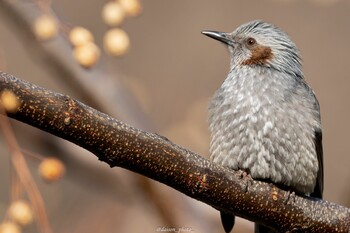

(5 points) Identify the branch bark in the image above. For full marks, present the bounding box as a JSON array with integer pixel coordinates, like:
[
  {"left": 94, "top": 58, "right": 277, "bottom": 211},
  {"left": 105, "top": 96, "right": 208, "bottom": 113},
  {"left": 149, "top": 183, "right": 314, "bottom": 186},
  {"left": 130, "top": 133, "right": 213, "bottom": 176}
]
[{"left": 0, "top": 71, "right": 349, "bottom": 232}]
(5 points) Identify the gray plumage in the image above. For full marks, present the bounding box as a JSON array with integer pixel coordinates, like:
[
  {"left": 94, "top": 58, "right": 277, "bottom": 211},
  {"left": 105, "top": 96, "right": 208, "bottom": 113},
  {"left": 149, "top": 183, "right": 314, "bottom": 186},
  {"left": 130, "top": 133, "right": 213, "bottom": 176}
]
[{"left": 202, "top": 20, "right": 323, "bottom": 233}]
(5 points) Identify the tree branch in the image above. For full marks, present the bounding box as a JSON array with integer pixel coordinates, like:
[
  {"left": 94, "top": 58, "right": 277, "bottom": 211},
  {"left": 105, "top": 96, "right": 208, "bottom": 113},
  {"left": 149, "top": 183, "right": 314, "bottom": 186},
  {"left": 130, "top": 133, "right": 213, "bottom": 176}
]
[{"left": 0, "top": 71, "right": 349, "bottom": 232}]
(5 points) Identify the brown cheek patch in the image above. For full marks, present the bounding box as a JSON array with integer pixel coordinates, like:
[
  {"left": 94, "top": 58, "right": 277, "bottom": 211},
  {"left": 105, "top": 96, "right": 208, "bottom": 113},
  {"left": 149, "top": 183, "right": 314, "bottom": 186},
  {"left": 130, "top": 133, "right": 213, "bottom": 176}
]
[{"left": 241, "top": 45, "right": 273, "bottom": 66}]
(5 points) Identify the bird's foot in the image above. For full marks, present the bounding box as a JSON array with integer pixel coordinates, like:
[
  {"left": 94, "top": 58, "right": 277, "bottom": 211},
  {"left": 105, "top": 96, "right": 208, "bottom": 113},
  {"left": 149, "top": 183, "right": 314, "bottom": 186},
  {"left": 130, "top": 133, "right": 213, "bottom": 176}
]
[
  {"left": 284, "top": 190, "right": 296, "bottom": 205},
  {"left": 237, "top": 170, "right": 253, "bottom": 193}
]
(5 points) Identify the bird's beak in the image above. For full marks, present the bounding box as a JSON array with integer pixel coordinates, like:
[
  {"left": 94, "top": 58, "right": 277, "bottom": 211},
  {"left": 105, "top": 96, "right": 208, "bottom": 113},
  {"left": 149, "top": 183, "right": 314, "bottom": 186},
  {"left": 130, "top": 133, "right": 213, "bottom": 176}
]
[{"left": 201, "top": 30, "right": 234, "bottom": 46}]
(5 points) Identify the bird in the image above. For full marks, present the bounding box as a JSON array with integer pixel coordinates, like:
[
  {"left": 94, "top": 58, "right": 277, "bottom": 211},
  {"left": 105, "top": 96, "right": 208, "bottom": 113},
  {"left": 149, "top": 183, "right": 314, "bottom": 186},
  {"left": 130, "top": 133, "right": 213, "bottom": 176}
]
[{"left": 202, "top": 20, "right": 323, "bottom": 233}]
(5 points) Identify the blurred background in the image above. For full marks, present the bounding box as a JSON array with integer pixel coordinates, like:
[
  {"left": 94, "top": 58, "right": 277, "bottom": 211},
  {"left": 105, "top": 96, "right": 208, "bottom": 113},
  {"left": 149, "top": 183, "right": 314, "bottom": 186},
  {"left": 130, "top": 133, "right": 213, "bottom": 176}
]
[{"left": 0, "top": 0, "right": 350, "bottom": 232}]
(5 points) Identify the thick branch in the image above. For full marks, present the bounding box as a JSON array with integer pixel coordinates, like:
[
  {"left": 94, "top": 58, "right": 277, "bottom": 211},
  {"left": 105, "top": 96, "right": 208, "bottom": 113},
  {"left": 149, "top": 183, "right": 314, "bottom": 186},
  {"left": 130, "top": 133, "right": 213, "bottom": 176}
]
[{"left": 0, "top": 71, "right": 349, "bottom": 232}]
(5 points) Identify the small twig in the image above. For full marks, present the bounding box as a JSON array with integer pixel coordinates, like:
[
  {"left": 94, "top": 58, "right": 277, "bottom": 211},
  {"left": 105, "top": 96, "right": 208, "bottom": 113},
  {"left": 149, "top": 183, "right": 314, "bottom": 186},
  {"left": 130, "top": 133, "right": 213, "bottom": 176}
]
[{"left": 21, "top": 149, "right": 46, "bottom": 161}]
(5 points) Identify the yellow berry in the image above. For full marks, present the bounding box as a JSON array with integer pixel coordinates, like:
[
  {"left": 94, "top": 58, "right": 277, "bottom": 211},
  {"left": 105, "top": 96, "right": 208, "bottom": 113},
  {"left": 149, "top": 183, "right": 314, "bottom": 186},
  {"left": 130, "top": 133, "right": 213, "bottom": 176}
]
[
  {"left": 102, "top": 1, "right": 125, "bottom": 26},
  {"left": 118, "top": 0, "right": 142, "bottom": 17},
  {"left": 103, "top": 28, "right": 130, "bottom": 56},
  {"left": 33, "top": 14, "right": 58, "bottom": 41},
  {"left": 38, "top": 157, "right": 65, "bottom": 182},
  {"left": 0, "top": 90, "right": 20, "bottom": 113},
  {"left": 0, "top": 222, "right": 21, "bottom": 233},
  {"left": 8, "top": 200, "right": 33, "bottom": 226},
  {"left": 73, "top": 42, "right": 100, "bottom": 68},
  {"left": 69, "top": 27, "right": 94, "bottom": 47}
]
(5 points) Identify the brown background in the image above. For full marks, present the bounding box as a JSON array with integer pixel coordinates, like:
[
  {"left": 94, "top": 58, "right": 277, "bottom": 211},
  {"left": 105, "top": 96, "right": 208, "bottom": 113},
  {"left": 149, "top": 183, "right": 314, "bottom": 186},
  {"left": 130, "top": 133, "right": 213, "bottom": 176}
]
[{"left": 0, "top": 0, "right": 349, "bottom": 232}]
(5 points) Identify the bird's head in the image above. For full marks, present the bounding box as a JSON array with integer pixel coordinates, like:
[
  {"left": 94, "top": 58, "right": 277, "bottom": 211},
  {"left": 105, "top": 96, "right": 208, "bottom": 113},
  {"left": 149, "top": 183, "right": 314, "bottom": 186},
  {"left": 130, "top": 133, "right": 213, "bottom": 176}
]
[{"left": 202, "top": 20, "right": 303, "bottom": 78}]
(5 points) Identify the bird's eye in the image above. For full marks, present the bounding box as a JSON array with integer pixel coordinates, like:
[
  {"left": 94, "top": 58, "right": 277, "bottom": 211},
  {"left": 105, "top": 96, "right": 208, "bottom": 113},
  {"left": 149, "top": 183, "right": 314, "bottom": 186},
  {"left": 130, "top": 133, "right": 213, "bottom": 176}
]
[{"left": 246, "top": 37, "right": 256, "bottom": 46}]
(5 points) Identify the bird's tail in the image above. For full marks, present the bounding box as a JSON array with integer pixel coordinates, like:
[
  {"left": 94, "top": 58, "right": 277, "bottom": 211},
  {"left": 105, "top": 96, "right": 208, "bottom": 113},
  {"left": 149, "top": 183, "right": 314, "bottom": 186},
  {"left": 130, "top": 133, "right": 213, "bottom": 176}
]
[{"left": 220, "top": 212, "right": 235, "bottom": 233}]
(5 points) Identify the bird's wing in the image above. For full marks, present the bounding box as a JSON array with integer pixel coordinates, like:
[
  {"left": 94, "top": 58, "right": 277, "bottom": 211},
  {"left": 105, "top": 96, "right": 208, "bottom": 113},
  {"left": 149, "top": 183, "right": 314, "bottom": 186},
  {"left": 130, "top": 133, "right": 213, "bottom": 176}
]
[
  {"left": 311, "top": 128, "right": 323, "bottom": 199},
  {"left": 310, "top": 93, "right": 323, "bottom": 199}
]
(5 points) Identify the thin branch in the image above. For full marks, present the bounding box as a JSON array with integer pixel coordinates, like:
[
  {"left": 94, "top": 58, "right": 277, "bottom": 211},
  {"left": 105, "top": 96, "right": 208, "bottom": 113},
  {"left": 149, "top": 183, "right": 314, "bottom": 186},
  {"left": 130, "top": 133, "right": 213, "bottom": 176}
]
[
  {"left": 0, "top": 71, "right": 349, "bottom": 232},
  {"left": 0, "top": 109, "right": 52, "bottom": 233}
]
